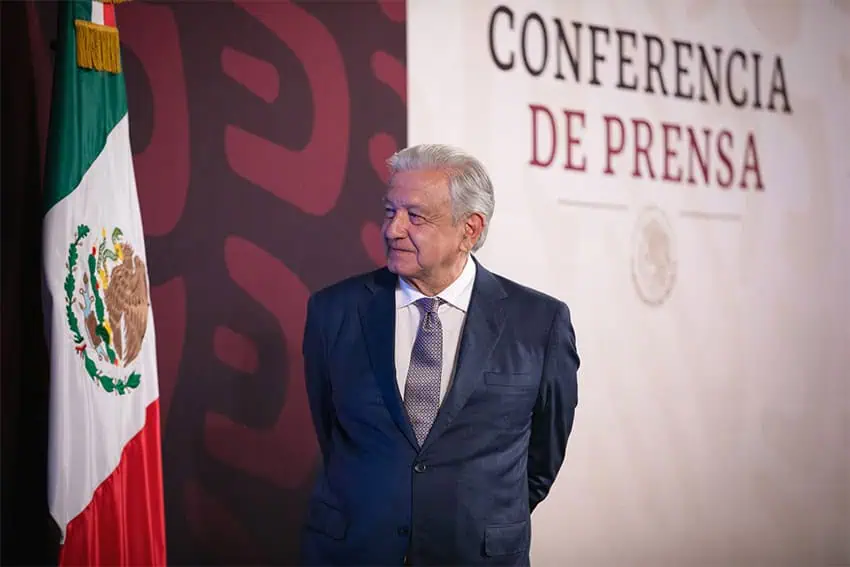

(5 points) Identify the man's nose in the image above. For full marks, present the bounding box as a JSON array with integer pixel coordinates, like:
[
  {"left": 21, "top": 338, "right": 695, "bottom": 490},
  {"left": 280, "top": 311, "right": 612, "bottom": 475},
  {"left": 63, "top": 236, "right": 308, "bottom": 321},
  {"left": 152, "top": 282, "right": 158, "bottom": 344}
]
[{"left": 384, "top": 213, "right": 407, "bottom": 238}]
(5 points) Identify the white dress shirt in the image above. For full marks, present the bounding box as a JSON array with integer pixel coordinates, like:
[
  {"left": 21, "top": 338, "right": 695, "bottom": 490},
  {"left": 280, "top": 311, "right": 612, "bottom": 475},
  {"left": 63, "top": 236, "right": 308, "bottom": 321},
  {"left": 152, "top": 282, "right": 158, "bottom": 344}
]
[{"left": 394, "top": 255, "right": 477, "bottom": 405}]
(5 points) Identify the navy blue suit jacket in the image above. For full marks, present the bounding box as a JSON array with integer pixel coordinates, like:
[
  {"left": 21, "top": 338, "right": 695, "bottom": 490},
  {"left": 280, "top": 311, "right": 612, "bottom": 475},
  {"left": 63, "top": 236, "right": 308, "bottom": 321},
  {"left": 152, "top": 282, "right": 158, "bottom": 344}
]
[{"left": 300, "top": 259, "right": 580, "bottom": 566}]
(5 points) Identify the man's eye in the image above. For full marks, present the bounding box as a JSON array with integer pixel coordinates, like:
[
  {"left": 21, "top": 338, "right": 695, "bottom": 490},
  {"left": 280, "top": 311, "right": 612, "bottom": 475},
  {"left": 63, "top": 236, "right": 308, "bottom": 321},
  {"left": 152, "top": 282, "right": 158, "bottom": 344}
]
[
  {"left": 409, "top": 213, "right": 422, "bottom": 222},
  {"left": 384, "top": 208, "right": 395, "bottom": 217}
]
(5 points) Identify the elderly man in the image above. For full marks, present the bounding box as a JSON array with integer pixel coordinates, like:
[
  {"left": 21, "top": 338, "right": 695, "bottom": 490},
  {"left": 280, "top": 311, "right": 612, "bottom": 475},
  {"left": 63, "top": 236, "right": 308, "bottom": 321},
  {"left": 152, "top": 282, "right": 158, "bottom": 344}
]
[{"left": 300, "top": 144, "right": 580, "bottom": 566}]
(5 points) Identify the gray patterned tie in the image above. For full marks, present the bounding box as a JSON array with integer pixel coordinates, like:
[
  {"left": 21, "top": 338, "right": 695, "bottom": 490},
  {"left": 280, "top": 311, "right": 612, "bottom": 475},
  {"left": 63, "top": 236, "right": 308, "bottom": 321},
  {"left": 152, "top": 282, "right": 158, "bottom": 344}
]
[{"left": 403, "top": 297, "right": 443, "bottom": 446}]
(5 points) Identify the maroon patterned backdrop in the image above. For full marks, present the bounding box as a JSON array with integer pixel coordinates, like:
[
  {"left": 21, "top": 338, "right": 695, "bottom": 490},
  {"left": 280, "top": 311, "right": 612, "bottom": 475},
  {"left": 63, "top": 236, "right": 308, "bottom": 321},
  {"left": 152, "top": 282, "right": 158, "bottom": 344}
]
[{"left": 1, "top": 1, "right": 406, "bottom": 564}]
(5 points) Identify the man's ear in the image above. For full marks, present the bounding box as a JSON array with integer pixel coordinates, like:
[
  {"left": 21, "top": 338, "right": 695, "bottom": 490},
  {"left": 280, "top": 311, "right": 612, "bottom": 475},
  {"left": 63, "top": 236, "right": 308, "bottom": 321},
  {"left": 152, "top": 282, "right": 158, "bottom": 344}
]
[{"left": 461, "top": 213, "right": 485, "bottom": 252}]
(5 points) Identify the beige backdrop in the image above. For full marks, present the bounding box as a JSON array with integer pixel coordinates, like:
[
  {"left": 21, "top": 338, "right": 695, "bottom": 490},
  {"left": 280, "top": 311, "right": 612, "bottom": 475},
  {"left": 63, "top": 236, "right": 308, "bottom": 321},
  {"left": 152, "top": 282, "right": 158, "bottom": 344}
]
[{"left": 407, "top": 0, "right": 850, "bottom": 564}]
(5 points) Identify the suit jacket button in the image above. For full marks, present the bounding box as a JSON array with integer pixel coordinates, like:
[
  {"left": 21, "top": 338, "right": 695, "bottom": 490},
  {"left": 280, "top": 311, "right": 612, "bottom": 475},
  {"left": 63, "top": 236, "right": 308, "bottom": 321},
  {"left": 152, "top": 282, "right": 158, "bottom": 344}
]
[
  {"left": 397, "top": 526, "right": 409, "bottom": 536},
  {"left": 413, "top": 462, "right": 427, "bottom": 473}
]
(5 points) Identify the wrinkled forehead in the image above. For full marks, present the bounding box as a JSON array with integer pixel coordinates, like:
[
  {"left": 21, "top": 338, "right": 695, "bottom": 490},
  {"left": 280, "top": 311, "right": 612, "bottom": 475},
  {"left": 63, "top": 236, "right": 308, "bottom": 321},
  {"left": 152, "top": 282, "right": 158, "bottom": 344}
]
[{"left": 385, "top": 169, "right": 452, "bottom": 207}]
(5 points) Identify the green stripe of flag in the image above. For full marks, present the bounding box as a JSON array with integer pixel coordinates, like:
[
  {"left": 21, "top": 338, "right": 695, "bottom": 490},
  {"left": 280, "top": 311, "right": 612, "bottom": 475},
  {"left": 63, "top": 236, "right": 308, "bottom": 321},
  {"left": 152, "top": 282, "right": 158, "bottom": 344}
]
[{"left": 43, "top": 0, "right": 128, "bottom": 213}]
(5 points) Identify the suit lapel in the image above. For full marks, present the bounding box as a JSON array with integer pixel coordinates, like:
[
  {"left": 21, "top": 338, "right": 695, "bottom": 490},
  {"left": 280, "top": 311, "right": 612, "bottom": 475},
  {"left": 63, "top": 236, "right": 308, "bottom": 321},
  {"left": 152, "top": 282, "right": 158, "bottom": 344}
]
[
  {"left": 360, "top": 269, "right": 419, "bottom": 450},
  {"left": 421, "top": 262, "right": 507, "bottom": 452}
]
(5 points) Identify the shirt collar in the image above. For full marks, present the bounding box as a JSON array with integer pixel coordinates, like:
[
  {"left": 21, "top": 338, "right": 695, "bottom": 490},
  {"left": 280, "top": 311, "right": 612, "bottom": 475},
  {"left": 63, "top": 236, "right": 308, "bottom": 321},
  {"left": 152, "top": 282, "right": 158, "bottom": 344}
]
[{"left": 396, "top": 255, "right": 477, "bottom": 313}]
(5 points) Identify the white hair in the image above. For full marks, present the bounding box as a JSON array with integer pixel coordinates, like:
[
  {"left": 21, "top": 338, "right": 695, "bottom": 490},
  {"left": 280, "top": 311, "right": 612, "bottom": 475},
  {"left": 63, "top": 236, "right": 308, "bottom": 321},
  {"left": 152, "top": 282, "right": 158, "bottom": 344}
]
[{"left": 386, "top": 144, "right": 495, "bottom": 251}]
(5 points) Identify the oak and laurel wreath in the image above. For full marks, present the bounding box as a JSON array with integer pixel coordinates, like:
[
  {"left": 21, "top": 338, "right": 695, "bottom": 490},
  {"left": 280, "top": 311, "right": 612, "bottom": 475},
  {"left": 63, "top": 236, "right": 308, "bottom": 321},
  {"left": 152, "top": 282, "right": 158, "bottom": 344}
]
[{"left": 65, "top": 224, "right": 141, "bottom": 395}]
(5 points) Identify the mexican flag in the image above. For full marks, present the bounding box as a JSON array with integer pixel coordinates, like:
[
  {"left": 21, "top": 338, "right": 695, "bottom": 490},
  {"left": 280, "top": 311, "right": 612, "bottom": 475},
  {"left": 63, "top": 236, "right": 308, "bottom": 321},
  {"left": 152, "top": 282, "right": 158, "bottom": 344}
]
[{"left": 42, "top": 1, "right": 166, "bottom": 564}]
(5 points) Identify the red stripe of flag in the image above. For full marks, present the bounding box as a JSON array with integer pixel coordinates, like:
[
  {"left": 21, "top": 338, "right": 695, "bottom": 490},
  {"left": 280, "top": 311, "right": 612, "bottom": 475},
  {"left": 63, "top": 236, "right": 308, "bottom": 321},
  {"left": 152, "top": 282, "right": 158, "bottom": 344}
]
[
  {"left": 103, "top": 3, "right": 116, "bottom": 27},
  {"left": 58, "top": 401, "right": 166, "bottom": 566}
]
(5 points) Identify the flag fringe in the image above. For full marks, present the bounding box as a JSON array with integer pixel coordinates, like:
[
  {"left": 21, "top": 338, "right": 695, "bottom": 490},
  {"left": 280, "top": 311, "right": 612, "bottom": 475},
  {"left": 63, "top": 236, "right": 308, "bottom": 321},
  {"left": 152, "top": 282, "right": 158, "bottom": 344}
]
[{"left": 74, "top": 20, "right": 121, "bottom": 75}]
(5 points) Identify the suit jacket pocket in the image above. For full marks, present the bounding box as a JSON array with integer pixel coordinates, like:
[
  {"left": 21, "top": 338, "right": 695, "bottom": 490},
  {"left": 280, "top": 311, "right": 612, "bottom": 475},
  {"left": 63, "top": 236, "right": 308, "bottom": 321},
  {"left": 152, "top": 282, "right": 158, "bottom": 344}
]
[
  {"left": 484, "top": 372, "right": 534, "bottom": 389},
  {"left": 306, "top": 500, "right": 348, "bottom": 540},
  {"left": 484, "top": 520, "right": 530, "bottom": 557}
]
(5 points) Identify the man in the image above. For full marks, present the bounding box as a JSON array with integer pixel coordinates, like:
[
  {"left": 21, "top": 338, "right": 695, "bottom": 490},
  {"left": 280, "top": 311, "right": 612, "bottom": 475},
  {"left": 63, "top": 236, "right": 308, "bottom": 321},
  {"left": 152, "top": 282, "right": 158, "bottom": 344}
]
[{"left": 301, "top": 144, "right": 580, "bottom": 566}]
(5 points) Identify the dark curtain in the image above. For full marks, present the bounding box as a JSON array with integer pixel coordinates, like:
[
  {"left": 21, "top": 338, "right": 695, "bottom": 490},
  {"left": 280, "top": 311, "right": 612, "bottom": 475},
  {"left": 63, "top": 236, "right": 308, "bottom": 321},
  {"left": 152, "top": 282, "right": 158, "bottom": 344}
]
[{"left": 1, "top": 0, "right": 61, "bottom": 564}]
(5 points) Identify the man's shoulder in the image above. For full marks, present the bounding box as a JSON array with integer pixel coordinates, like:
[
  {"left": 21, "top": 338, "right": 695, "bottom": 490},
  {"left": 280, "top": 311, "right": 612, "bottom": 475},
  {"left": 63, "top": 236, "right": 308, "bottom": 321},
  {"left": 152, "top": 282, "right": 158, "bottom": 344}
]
[
  {"left": 309, "top": 266, "right": 392, "bottom": 307},
  {"left": 479, "top": 265, "right": 571, "bottom": 326},
  {"left": 486, "top": 268, "right": 566, "bottom": 309},
  {"left": 481, "top": 267, "right": 576, "bottom": 347}
]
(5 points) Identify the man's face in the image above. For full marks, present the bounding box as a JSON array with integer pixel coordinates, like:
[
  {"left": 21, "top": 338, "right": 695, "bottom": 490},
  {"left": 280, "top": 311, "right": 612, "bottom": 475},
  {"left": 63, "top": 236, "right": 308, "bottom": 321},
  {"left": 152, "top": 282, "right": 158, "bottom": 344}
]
[{"left": 382, "top": 169, "right": 467, "bottom": 286}]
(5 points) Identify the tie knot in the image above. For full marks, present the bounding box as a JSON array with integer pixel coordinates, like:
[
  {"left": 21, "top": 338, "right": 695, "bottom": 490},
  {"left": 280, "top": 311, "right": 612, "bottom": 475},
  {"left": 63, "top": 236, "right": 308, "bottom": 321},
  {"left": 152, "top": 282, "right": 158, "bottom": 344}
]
[{"left": 415, "top": 297, "right": 442, "bottom": 315}]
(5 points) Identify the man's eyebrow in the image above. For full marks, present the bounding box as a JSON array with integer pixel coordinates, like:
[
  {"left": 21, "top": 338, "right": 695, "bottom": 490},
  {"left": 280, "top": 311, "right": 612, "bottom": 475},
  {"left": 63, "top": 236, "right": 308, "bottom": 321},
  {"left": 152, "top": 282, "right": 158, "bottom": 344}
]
[{"left": 383, "top": 198, "right": 426, "bottom": 212}]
